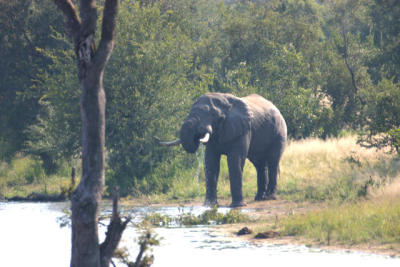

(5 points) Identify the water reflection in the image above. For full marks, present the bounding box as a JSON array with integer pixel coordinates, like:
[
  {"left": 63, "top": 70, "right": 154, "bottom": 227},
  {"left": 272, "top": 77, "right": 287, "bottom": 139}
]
[{"left": 0, "top": 202, "right": 398, "bottom": 267}]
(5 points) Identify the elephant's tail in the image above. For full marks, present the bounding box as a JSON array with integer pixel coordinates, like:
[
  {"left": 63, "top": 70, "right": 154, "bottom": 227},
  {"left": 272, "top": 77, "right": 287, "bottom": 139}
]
[{"left": 278, "top": 165, "right": 281, "bottom": 180}]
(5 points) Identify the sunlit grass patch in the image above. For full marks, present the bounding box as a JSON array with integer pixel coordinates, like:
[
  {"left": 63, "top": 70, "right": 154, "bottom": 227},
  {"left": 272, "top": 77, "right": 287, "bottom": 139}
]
[
  {"left": 213, "top": 136, "right": 400, "bottom": 203},
  {"left": 0, "top": 155, "right": 77, "bottom": 199},
  {"left": 4, "top": 136, "right": 399, "bottom": 204},
  {"left": 278, "top": 136, "right": 400, "bottom": 202},
  {"left": 281, "top": 196, "right": 400, "bottom": 246},
  {"left": 161, "top": 136, "right": 400, "bottom": 203},
  {"left": 144, "top": 206, "right": 250, "bottom": 227}
]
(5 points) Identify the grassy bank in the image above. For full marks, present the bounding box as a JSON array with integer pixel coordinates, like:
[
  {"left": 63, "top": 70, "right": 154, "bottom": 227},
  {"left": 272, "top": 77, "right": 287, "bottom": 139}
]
[
  {"left": 279, "top": 136, "right": 400, "bottom": 202},
  {"left": 281, "top": 195, "right": 400, "bottom": 247},
  {"left": 2, "top": 135, "right": 399, "bottom": 204},
  {"left": 157, "top": 135, "right": 400, "bottom": 204},
  {"left": 3, "top": 136, "right": 400, "bottom": 250},
  {"left": 0, "top": 155, "right": 76, "bottom": 199},
  {"left": 230, "top": 136, "right": 400, "bottom": 250},
  {"left": 276, "top": 154, "right": 400, "bottom": 248},
  {"left": 276, "top": 137, "right": 400, "bottom": 249}
]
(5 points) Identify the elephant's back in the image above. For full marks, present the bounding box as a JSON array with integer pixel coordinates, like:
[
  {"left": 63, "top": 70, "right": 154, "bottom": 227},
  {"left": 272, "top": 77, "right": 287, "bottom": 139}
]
[
  {"left": 241, "top": 94, "right": 276, "bottom": 111},
  {"left": 241, "top": 94, "right": 285, "bottom": 126},
  {"left": 242, "top": 94, "right": 287, "bottom": 150}
]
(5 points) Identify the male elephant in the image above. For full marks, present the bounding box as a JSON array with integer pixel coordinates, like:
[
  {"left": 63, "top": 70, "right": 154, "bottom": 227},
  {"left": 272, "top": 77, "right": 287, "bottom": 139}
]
[{"left": 159, "top": 93, "right": 287, "bottom": 207}]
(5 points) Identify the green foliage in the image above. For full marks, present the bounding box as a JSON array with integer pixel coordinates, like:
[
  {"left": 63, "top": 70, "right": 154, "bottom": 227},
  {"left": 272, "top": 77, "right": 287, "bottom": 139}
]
[
  {"left": 0, "top": 155, "right": 77, "bottom": 199},
  {"left": 144, "top": 206, "right": 250, "bottom": 227},
  {"left": 358, "top": 79, "right": 400, "bottom": 153},
  {"left": 24, "top": 32, "right": 80, "bottom": 174},
  {"left": 2, "top": 0, "right": 400, "bottom": 197},
  {"left": 104, "top": 1, "right": 209, "bottom": 195},
  {"left": 0, "top": 0, "right": 64, "bottom": 159},
  {"left": 0, "top": 156, "right": 44, "bottom": 189},
  {"left": 144, "top": 212, "right": 172, "bottom": 227},
  {"left": 114, "top": 225, "right": 160, "bottom": 267}
]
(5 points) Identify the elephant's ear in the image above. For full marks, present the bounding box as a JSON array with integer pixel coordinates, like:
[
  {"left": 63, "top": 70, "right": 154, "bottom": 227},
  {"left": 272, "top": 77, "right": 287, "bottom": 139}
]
[{"left": 219, "top": 96, "right": 252, "bottom": 143}]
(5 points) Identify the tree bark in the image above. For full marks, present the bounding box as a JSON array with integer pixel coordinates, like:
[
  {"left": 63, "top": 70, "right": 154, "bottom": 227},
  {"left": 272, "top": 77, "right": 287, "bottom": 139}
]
[
  {"left": 340, "top": 19, "right": 366, "bottom": 108},
  {"left": 52, "top": 1, "right": 128, "bottom": 266},
  {"left": 340, "top": 22, "right": 359, "bottom": 97}
]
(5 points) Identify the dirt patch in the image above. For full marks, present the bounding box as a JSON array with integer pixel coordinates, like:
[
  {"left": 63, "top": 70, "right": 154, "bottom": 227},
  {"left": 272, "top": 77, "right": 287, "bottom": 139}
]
[
  {"left": 254, "top": 230, "right": 280, "bottom": 239},
  {"left": 212, "top": 199, "right": 400, "bottom": 258}
]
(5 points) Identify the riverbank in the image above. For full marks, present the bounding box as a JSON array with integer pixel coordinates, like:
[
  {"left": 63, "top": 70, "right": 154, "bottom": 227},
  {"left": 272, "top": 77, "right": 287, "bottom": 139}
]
[
  {"left": 2, "top": 136, "right": 400, "bottom": 257},
  {"left": 3, "top": 136, "right": 399, "bottom": 203},
  {"left": 2, "top": 194, "right": 399, "bottom": 257},
  {"left": 117, "top": 193, "right": 400, "bottom": 257},
  {"left": 211, "top": 197, "right": 400, "bottom": 258}
]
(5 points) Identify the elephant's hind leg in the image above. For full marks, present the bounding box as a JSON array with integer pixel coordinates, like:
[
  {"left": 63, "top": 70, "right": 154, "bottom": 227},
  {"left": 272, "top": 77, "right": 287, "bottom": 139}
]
[
  {"left": 265, "top": 143, "right": 284, "bottom": 199},
  {"left": 265, "top": 161, "right": 278, "bottom": 200},
  {"left": 254, "top": 163, "right": 269, "bottom": 201}
]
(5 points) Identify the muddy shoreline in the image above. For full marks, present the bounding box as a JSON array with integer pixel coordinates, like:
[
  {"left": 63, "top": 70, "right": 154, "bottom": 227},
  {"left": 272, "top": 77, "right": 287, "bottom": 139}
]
[
  {"left": 118, "top": 197, "right": 400, "bottom": 257},
  {"left": 212, "top": 199, "right": 400, "bottom": 258},
  {"left": 3, "top": 195, "right": 399, "bottom": 257},
  {"left": 137, "top": 198, "right": 400, "bottom": 258}
]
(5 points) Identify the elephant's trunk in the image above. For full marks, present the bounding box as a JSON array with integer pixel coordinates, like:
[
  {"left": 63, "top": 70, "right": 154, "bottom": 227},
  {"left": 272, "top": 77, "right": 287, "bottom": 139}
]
[
  {"left": 180, "top": 120, "right": 200, "bottom": 153},
  {"left": 156, "top": 121, "right": 211, "bottom": 151},
  {"left": 180, "top": 118, "right": 213, "bottom": 153}
]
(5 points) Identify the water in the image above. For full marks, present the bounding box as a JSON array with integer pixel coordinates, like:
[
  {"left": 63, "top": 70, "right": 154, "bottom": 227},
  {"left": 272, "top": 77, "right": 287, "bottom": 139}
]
[{"left": 0, "top": 202, "right": 399, "bottom": 267}]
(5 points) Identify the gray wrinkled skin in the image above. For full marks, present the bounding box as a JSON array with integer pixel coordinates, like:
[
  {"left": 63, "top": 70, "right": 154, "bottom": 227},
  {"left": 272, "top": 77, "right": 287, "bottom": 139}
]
[{"left": 180, "top": 93, "right": 287, "bottom": 207}]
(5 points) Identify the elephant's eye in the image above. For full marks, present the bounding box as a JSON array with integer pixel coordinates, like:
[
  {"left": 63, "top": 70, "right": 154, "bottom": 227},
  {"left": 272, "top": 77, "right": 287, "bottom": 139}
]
[
  {"left": 201, "top": 105, "right": 210, "bottom": 112},
  {"left": 191, "top": 105, "right": 210, "bottom": 115}
]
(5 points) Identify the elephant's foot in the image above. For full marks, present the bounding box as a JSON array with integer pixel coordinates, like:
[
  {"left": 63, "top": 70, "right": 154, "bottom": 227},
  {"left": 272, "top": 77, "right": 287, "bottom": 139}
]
[
  {"left": 204, "top": 199, "right": 218, "bottom": 207},
  {"left": 254, "top": 192, "right": 277, "bottom": 201},
  {"left": 230, "top": 200, "right": 246, "bottom": 208},
  {"left": 254, "top": 192, "right": 266, "bottom": 201},
  {"left": 265, "top": 193, "right": 277, "bottom": 200}
]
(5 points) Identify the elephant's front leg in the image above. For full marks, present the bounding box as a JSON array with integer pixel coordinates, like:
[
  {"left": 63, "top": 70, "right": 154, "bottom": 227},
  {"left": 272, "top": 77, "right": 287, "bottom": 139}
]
[
  {"left": 204, "top": 146, "right": 221, "bottom": 207},
  {"left": 227, "top": 149, "right": 247, "bottom": 207}
]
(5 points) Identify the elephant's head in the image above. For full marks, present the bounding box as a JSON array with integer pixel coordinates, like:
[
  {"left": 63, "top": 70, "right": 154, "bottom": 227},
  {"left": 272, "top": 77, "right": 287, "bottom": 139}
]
[{"left": 178, "top": 93, "right": 252, "bottom": 153}]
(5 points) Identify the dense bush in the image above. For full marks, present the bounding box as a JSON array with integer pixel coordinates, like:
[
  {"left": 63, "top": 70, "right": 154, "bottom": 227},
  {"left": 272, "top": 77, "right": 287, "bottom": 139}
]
[{"left": 1, "top": 0, "right": 399, "bottom": 196}]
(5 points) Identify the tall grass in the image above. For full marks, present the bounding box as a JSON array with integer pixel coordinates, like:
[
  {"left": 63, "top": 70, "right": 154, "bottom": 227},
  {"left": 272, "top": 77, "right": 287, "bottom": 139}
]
[
  {"left": 3, "top": 136, "right": 398, "bottom": 203},
  {"left": 0, "top": 155, "right": 77, "bottom": 198},
  {"left": 279, "top": 136, "right": 400, "bottom": 202},
  {"left": 282, "top": 196, "right": 400, "bottom": 246},
  {"left": 166, "top": 136, "right": 400, "bottom": 203},
  {"left": 247, "top": 136, "right": 400, "bottom": 247}
]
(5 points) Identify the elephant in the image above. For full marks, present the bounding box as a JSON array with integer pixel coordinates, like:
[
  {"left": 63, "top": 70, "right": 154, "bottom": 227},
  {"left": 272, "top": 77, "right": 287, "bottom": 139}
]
[{"left": 159, "top": 93, "right": 287, "bottom": 207}]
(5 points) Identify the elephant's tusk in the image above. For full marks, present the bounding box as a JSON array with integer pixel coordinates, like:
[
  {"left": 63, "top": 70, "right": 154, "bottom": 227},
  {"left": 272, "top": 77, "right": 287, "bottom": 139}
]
[
  {"left": 199, "top": 132, "right": 210, "bottom": 143},
  {"left": 154, "top": 136, "right": 182, "bottom": 146}
]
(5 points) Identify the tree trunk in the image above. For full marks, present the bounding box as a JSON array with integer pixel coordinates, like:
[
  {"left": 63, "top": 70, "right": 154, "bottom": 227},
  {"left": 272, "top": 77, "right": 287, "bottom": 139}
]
[
  {"left": 71, "top": 66, "right": 106, "bottom": 266},
  {"left": 52, "top": 1, "right": 129, "bottom": 266}
]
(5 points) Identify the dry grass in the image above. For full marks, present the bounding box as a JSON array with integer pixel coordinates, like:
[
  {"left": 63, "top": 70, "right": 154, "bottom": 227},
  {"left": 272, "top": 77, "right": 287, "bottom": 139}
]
[
  {"left": 257, "top": 136, "right": 400, "bottom": 248},
  {"left": 163, "top": 136, "right": 400, "bottom": 203},
  {"left": 278, "top": 136, "right": 400, "bottom": 202}
]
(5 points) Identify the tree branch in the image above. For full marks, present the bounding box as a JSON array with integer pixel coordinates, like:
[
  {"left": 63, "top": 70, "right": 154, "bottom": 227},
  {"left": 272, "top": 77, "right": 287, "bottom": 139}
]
[
  {"left": 341, "top": 24, "right": 359, "bottom": 96},
  {"left": 101, "top": 0, "right": 119, "bottom": 42},
  {"left": 79, "top": 0, "right": 97, "bottom": 38},
  {"left": 52, "top": 0, "right": 81, "bottom": 43},
  {"left": 340, "top": 20, "right": 366, "bottom": 106},
  {"left": 95, "top": 0, "right": 118, "bottom": 69},
  {"left": 99, "top": 187, "right": 131, "bottom": 267}
]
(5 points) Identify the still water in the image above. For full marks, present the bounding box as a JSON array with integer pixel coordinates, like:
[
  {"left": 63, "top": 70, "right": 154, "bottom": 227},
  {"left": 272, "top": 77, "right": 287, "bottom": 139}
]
[{"left": 0, "top": 202, "right": 399, "bottom": 267}]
